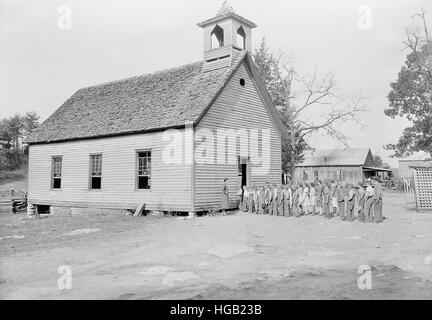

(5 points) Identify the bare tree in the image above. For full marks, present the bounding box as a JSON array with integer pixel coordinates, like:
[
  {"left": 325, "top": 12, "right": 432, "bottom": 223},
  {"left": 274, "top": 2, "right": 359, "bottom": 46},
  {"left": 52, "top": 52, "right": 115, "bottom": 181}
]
[
  {"left": 255, "top": 44, "right": 367, "bottom": 176},
  {"left": 403, "top": 8, "right": 432, "bottom": 79},
  {"left": 290, "top": 68, "right": 366, "bottom": 144}
]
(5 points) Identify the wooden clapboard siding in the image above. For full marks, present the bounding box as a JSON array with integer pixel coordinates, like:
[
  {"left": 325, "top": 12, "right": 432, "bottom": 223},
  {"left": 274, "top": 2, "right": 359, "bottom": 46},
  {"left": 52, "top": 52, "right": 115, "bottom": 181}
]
[
  {"left": 28, "top": 131, "right": 193, "bottom": 211},
  {"left": 204, "top": 46, "right": 232, "bottom": 61},
  {"left": 203, "top": 57, "right": 231, "bottom": 72},
  {"left": 194, "top": 62, "right": 282, "bottom": 210}
]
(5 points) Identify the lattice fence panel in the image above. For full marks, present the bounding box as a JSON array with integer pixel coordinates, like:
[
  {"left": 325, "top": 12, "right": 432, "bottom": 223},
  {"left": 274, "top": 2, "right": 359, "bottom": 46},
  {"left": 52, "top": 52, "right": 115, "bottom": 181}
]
[
  {"left": 413, "top": 168, "right": 432, "bottom": 210},
  {"left": 403, "top": 178, "right": 417, "bottom": 211}
]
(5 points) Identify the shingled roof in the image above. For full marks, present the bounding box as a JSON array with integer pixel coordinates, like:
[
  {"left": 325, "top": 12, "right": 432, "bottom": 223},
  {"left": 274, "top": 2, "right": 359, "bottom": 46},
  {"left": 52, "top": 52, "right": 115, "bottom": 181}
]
[
  {"left": 298, "top": 148, "right": 373, "bottom": 167},
  {"left": 26, "top": 52, "right": 248, "bottom": 144}
]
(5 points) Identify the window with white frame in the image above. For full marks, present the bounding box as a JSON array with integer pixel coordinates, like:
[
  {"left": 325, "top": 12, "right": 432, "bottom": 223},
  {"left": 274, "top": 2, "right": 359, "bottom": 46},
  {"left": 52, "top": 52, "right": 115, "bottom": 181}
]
[
  {"left": 90, "top": 154, "right": 102, "bottom": 190},
  {"left": 137, "top": 151, "right": 151, "bottom": 189},
  {"left": 51, "top": 156, "right": 62, "bottom": 189}
]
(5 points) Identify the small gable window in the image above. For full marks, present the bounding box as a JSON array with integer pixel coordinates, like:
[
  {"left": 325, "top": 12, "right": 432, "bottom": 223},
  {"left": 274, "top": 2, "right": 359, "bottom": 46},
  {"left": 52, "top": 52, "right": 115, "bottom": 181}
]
[
  {"left": 90, "top": 154, "right": 102, "bottom": 190},
  {"left": 51, "top": 156, "right": 62, "bottom": 189},
  {"left": 211, "top": 25, "right": 224, "bottom": 49},
  {"left": 237, "top": 26, "right": 246, "bottom": 50}
]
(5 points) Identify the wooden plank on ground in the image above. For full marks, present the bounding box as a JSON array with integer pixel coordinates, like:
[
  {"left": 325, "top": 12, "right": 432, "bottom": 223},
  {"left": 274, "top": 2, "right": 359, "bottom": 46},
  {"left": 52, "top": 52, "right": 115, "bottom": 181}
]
[{"left": 133, "top": 202, "right": 146, "bottom": 217}]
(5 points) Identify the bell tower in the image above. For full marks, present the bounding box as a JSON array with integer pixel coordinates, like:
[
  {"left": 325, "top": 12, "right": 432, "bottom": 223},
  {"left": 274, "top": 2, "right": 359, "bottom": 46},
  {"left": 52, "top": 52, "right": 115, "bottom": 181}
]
[{"left": 197, "top": 1, "right": 257, "bottom": 72}]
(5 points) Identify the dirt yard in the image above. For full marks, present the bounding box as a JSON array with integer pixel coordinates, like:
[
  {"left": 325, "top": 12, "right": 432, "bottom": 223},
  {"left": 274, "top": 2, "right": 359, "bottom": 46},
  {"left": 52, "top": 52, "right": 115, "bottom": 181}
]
[{"left": 1, "top": 192, "right": 432, "bottom": 300}]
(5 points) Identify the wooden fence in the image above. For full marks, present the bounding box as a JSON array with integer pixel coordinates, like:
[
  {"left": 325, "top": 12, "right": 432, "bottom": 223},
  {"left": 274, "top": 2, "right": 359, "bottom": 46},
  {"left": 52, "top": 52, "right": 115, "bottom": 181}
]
[{"left": 0, "top": 197, "right": 27, "bottom": 214}]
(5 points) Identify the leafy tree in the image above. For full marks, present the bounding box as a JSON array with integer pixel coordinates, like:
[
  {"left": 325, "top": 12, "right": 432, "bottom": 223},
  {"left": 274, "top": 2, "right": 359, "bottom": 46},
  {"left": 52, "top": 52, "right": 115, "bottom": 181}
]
[
  {"left": 7, "top": 114, "right": 25, "bottom": 151},
  {"left": 382, "top": 163, "right": 391, "bottom": 169},
  {"left": 385, "top": 9, "right": 432, "bottom": 158},
  {"left": 373, "top": 155, "right": 384, "bottom": 167},
  {"left": 23, "top": 111, "right": 40, "bottom": 135},
  {"left": 0, "top": 111, "right": 40, "bottom": 170},
  {"left": 0, "top": 119, "right": 12, "bottom": 149}
]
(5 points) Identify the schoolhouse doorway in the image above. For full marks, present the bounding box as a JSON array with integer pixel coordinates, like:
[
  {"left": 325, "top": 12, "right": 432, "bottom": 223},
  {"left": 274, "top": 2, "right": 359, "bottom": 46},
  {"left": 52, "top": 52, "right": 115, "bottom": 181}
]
[
  {"left": 238, "top": 156, "right": 249, "bottom": 188},
  {"left": 241, "top": 164, "right": 247, "bottom": 187}
]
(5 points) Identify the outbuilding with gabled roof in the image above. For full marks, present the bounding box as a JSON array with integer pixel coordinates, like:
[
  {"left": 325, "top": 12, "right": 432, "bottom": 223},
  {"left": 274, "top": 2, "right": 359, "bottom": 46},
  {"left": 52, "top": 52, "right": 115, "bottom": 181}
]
[{"left": 295, "top": 148, "right": 392, "bottom": 183}]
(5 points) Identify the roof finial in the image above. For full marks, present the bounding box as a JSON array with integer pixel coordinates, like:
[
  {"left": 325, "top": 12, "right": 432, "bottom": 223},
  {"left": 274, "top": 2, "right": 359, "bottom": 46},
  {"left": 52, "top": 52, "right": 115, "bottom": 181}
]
[{"left": 217, "top": 0, "right": 235, "bottom": 16}]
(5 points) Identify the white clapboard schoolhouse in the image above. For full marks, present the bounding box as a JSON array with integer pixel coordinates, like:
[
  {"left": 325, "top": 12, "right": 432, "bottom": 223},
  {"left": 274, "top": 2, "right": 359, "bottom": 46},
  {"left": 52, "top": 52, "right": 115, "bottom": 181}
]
[{"left": 26, "top": 3, "right": 285, "bottom": 215}]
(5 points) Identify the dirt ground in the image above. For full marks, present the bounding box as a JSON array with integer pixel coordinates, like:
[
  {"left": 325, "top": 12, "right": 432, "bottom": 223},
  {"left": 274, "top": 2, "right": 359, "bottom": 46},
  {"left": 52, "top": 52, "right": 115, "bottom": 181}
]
[{"left": 0, "top": 191, "right": 432, "bottom": 300}]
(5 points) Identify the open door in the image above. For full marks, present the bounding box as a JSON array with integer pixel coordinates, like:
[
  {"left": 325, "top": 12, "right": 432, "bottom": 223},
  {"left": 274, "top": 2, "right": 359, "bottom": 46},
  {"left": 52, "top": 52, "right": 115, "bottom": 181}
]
[
  {"left": 241, "top": 163, "right": 247, "bottom": 188},
  {"left": 238, "top": 156, "right": 249, "bottom": 189}
]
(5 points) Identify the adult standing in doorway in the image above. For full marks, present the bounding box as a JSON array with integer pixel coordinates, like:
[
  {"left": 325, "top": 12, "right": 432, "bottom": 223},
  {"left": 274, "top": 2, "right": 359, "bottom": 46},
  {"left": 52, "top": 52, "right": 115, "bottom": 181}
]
[{"left": 221, "top": 178, "right": 229, "bottom": 214}]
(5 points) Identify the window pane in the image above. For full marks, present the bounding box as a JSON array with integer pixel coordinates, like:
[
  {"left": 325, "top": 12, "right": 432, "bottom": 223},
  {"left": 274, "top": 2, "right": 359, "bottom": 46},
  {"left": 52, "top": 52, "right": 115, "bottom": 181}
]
[
  {"left": 89, "top": 155, "right": 102, "bottom": 189},
  {"left": 53, "top": 178, "right": 61, "bottom": 189},
  {"left": 137, "top": 152, "right": 151, "bottom": 174},
  {"left": 91, "top": 155, "right": 102, "bottom": 176},
  {"left": 138, "top": 176, "right": 150, "bottom": 189},
  {"left": 137, "top": 151, "right": 151, "bottom": 189},
  {"left": 53, "top": 157, "right": 62, "bottom": 177},
  {"left": 52, "top": 157, "right": 62, "bottom": 188},
  {"left": 91, "top": 177, "right": 101, "bottom": 190}
]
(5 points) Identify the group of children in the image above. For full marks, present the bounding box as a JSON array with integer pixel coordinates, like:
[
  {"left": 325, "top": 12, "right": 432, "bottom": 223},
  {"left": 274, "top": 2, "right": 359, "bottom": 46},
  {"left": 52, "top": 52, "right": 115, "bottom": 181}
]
[{"left": 236, "top": 177, "right": 384, "bottom": 223}]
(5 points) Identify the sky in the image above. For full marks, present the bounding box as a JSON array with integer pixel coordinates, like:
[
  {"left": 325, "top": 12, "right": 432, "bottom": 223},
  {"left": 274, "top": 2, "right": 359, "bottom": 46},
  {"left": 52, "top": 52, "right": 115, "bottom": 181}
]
[{"left": 1, "top": 0, "right": 431, "bottom": 167}]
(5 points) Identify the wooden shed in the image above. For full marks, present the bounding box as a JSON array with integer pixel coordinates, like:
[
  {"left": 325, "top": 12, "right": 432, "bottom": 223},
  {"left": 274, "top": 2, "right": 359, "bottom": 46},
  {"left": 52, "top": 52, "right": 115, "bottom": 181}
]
[
  {"left": 398, "top": 159, "right": 432, "bottom": 180},
  {"left": 294, "top": 148, "right": 392, "bottom": 184},
  {"left": 25, "top": 5, "right": 285, "bottom": 215}
]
